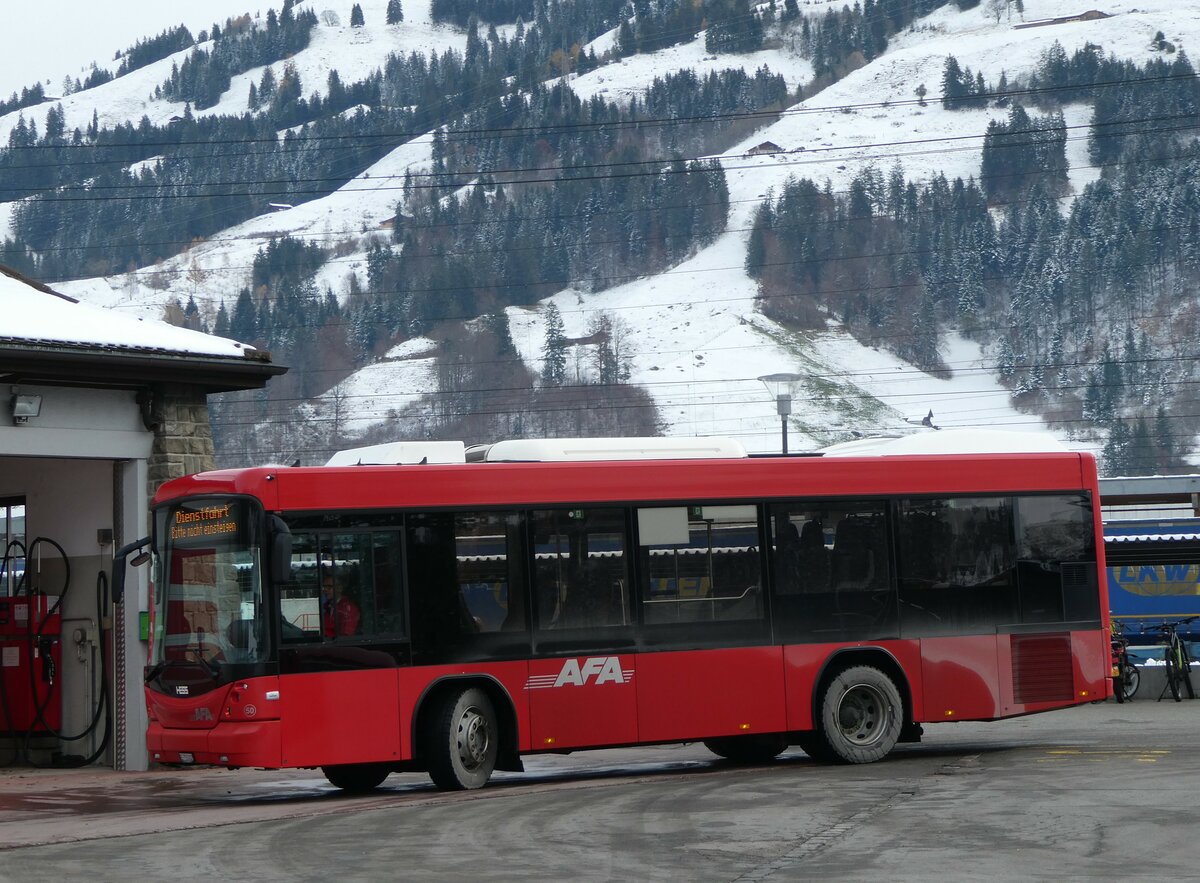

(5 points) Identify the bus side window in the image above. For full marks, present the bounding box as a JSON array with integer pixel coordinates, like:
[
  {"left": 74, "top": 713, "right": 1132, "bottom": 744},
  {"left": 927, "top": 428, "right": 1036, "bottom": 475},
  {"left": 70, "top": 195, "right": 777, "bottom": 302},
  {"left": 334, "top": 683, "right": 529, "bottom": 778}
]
[
  {"left": 407, "top": 515, "right": 464, "bottom": 655},
  {"left": 769, "top": 501, "right": 895, "bottom": 641},
  {"left": 770, "top": 506, "right": 838, "bottom": 600},
  {"left": 638, "top": 505, "right": 762, "bottom": 625},
  {"left": 371, "top": 531, "right": 405, "bottom": 636},
  {"left": 409, "top": 511, "right": 533, "bottom": 663},
  {"left": 280, "top": 531, "right": 323, "bottom": 641},
  {"left": 531, "top": 509, "right": 629, "bottom": 631},
  {"left": 454, "top": 512, "right": 524, "bottom": 634},
  {"left": 330, "top": 533, "right": 376, "bottom": 638},
  {"left": 1015, "top": 494, "right": 1097, "bottom": 624},
  {"left": 897, "top": 497, "right": 1017, "bottom": 635}
]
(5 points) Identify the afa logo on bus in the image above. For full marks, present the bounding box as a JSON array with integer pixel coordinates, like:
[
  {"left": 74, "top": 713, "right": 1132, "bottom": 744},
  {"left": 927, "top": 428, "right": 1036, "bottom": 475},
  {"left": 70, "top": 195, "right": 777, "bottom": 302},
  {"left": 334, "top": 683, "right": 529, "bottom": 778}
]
[{"left": 525, "top": 657, "right": 634, "bottom": 690}]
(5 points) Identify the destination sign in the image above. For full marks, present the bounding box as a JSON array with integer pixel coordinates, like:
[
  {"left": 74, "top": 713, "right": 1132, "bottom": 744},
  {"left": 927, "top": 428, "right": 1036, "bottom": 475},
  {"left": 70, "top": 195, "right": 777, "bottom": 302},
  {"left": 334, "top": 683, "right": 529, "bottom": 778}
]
[{"left": 169, "top": 502, "right": 244, "bottom": 545}]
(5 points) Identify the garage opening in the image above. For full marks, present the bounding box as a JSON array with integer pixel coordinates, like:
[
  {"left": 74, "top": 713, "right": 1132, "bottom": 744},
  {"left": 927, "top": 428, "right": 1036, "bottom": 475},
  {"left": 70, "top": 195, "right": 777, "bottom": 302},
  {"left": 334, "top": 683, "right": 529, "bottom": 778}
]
[{"left": 0, "top": 458, "right": 133, "bottom": 769}]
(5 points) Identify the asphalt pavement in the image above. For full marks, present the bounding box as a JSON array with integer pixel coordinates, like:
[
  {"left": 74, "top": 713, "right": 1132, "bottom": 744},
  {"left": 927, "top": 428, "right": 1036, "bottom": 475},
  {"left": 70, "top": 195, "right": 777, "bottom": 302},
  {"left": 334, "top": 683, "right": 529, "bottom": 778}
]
[{"left": 0, "top": 696, "right": 1196, "bottom": 881}]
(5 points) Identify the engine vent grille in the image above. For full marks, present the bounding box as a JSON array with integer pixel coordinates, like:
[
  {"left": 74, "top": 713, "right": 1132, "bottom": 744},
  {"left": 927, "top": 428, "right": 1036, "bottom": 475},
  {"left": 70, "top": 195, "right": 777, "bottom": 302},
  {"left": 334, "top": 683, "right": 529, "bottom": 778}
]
[{"left": 1011, "top": 633, "right": 1073, "bottom": 704}]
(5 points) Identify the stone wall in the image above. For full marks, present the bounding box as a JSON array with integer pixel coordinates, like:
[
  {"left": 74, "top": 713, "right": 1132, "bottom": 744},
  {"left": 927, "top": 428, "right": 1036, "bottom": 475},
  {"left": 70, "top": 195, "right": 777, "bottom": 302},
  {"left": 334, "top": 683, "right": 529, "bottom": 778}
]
[{"left": 147, "top": 386, "right": 215, "bottom": 493}]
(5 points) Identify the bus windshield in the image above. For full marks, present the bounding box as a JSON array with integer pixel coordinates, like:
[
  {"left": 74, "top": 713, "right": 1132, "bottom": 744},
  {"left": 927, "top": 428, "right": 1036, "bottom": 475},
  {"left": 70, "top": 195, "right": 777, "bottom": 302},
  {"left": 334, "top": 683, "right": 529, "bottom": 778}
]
[{"left": 152, "top": 498, "right": 268, "bottom": 675}]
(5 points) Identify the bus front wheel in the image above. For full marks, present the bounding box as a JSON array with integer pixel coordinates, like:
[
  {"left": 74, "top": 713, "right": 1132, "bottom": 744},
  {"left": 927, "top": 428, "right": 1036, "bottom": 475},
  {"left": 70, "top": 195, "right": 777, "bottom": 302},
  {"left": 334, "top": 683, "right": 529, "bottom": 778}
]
[
  {"left": 815, "top": 665, "right": 903, "bottom": 764},
  {"left": 424, "top": 686, "right": 499, "bottom": 791}
]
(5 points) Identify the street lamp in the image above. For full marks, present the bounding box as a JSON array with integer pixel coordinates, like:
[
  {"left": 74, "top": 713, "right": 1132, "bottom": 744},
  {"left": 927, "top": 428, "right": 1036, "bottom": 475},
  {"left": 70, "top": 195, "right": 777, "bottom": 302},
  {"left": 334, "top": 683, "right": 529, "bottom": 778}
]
[{"left": 758, "top": 373, "right": 802, "bottom": 454}]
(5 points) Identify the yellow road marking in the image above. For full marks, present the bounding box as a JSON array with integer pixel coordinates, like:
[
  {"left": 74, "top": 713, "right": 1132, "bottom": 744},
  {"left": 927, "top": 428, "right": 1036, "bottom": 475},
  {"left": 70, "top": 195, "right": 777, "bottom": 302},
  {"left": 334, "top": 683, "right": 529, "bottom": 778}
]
[{"left": 1037, "top": 748, "right": 1169, "bottom": 763}]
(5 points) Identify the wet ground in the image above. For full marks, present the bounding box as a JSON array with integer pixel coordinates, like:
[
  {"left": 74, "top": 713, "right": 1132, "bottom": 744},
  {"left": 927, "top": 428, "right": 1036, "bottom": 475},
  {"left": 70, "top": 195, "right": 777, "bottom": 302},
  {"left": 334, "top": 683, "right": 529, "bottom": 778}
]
[{"left": 0, "top": 697, "right": 1197, "bottom": 880}]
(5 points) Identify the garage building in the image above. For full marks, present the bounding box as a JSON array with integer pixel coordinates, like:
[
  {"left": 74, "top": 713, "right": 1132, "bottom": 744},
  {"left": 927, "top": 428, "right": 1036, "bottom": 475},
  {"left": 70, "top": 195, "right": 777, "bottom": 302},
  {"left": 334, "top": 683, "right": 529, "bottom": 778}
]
[{"left": 1, "top": 264, "right": 283, "bottom": 770}]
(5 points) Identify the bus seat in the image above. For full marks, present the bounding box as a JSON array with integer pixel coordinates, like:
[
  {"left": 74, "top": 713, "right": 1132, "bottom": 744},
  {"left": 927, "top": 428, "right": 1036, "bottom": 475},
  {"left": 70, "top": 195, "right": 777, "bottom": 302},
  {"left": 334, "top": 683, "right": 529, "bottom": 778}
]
[
  {"left": 797, "top": 519, "right": 830, "bottom": 592},
  {"left": 832, "top": 517, "right": 875, "bottom": 590}
]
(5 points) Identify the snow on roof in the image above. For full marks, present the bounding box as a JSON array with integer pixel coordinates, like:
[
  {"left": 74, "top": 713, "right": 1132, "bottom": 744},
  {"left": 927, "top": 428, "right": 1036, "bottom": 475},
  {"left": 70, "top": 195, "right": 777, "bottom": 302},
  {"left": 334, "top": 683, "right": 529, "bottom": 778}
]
[{"left": 1, "top": 265, "right": 252, "bottom": 358}]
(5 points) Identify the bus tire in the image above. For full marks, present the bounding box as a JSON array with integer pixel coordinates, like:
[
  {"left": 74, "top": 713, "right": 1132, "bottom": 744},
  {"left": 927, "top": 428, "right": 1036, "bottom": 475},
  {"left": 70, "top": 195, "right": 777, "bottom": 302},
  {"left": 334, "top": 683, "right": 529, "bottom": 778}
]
[
  {"left": 424, "top": 686, "right": 498, "bottom": 791},
  {"left": 704, "top": 734, "right": 787, "bottom": 763},
  {"left": 322, "top": 763, "right": 390, "bottom": 793},
  {"left": 796, "top": 732, "right": 838, "bottom": 763},
  {"left": 815, "top": 665, "right": 903, "bottom": 764}
]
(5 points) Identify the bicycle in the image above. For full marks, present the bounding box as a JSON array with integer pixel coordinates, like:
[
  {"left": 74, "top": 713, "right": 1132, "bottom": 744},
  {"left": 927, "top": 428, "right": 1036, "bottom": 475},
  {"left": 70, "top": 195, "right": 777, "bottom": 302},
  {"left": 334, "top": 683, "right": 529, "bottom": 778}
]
[
  {"left": 1157, "top": 617, "right": 1198, "bottom": 703},
  {"left": 1111, "top": 629, "right": 1139, "bottom": 702}
]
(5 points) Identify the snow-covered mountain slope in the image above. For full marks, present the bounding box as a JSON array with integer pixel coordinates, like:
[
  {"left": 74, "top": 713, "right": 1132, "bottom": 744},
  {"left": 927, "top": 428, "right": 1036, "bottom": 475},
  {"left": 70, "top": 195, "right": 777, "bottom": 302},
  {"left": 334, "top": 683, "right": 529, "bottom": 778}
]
[
  {"left": 198, "top": 0, "right": 472, "bottom": 120},
  {"left": 10, "top": 0, "right": 1199, "bottom": 457},
  {"left": 0, "top": 0, "right": 470, "bottom": 141}
]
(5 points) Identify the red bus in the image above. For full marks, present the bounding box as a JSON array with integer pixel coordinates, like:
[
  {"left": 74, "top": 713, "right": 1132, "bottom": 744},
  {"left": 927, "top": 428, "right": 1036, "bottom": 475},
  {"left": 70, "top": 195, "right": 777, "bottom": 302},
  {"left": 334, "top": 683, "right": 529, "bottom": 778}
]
[{"left": 136, "top": 438, "right": 1110, "bottom": 792}]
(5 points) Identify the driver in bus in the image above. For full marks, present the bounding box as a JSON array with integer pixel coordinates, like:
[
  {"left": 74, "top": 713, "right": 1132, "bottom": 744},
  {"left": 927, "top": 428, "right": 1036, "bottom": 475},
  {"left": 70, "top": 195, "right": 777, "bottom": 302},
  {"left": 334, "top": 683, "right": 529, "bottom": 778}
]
[{"left": 322, "top": 572, "right": 361, "bottom": 638}]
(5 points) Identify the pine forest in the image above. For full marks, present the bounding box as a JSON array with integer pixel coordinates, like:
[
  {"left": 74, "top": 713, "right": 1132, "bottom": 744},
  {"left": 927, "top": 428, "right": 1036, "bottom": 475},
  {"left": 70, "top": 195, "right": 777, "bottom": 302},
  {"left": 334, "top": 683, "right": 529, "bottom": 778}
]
[{"left": 1, "top": 0, "right": 1197, "bottom": 474}]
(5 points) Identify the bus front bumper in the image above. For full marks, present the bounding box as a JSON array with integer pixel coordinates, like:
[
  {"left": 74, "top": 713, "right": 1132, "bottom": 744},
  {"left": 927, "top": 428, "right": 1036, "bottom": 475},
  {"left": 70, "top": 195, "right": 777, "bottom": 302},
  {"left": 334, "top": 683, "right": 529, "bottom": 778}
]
[{"left": 148, "top": 720, "right": 283, "bottom": 768}]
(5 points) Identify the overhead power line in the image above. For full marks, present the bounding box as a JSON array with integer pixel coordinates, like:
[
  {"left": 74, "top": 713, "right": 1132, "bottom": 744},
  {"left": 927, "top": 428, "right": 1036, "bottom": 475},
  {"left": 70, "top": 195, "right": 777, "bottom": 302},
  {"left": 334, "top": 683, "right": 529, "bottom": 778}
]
[
  {"left": 26, "top": 139, "right": 1200, "bottom": 260},
  {"left": 6, "top": 108, "right": 1198, "bottom": 201},
  {"left": 3, "top": 70, "right": 1196, "bottom": 156}
]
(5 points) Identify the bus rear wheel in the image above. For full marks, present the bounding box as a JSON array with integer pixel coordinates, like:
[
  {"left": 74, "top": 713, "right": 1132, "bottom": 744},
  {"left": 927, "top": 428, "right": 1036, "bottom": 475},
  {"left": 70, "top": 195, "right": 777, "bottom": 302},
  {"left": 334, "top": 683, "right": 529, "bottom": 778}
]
[
  {"left": 322, "top": 762, "right": 391, "bottom": 793},
  {"left": 704, "top": 734, "right": 787, "bottom": 763},
  {"left": 814, "top": 665, "right": 903, "bottom": 764},
  {"left": 424, "top": 686, "right": 498, "bottom": 791}
]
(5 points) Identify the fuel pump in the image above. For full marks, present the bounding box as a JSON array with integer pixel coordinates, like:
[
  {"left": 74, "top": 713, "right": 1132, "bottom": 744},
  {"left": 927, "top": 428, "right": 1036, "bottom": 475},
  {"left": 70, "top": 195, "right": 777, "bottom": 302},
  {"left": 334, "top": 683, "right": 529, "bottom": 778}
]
[
  {"left": 0, "top": 533, "right": 122, "bottom": 766},
  {"left": 0, "top": 593, "right": 62, "bottom": 733}
]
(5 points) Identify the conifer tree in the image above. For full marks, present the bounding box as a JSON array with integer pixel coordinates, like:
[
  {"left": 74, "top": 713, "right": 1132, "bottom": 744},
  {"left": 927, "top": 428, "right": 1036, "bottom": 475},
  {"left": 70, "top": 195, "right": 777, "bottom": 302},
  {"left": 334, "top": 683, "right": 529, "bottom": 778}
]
[
  {"left": 387, "top": 0, "right": 404, "bottom": 24},
  {"left": 230, "top": 288, "right": 257, "bottom": 342},
  {"left": 1102, "top": 420, "right": 1131, "bottom": 475},
  {"left": 258, "top": 66, "right": 276, "bottom": 102},
  {"left": 941, "top": 56, "right": 968, "bottom": 109},
  {"left": 350, "top": 3, "right": 365, "bottom": 26},
  {"left": 1155, "top": 405, "right": 1173, "bottom": 464},
  {"left": 214, "top": 301, "right": 230, "bottom": 337},
  {"left": 616, "top": 19, "right": 636, "bottom": 56},
  {"left": 541, "top": 303, "right": 567, "bottom": 386},
  {"left": 483, "top": 312, "right": 515, "bottom": 356}
]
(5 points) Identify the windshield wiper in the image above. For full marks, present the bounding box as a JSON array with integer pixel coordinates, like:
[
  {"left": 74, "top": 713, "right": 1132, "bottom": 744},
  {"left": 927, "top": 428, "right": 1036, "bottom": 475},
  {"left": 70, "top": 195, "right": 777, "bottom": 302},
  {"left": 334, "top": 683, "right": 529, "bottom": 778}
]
[
  {"left": 144, "top": 650, "right": 218, "bottom": 682},
  {"left": 185, "top": 646, "right": 220, "bottom": 678}
]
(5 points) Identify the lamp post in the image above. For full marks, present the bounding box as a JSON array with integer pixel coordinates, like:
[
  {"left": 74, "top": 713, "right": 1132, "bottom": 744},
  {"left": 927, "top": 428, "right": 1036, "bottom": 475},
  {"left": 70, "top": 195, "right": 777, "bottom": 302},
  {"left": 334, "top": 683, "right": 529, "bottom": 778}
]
[{"left": 758, "top": 373, "right": 802, "bottom": 455}]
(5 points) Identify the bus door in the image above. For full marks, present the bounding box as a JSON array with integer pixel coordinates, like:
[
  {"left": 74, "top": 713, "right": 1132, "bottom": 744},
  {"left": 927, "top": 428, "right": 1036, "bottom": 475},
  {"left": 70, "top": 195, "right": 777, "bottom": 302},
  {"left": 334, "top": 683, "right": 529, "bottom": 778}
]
[
  {"left": 896, "top": 497, "right": 1013, "bottom": 719},
  {"left": 526, "top": 508, "right": 638, "bottom": 749},
  {"left": 277, "top": 530, "right": 406, "bottom": 767},
  {"left": 634, "top": 505, "right": 783, "bottom": 742}
]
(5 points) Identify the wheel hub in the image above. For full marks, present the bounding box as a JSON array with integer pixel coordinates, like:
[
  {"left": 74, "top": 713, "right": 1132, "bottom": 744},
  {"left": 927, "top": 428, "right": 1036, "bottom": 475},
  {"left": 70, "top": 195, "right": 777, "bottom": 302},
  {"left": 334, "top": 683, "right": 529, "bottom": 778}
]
[
  {"left": 456, "top": 706, "right": 491, "bottom": 770},
  {"left": 837, "top": 683, "right": 891, "bottom": 747}
]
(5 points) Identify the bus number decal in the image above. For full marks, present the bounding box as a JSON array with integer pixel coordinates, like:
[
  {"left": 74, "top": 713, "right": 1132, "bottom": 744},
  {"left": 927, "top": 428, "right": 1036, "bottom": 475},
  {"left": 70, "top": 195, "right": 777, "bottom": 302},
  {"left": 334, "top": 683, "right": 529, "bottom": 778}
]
[{"left": 525, "top": 657, "right": 633, "bottom": 690}]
